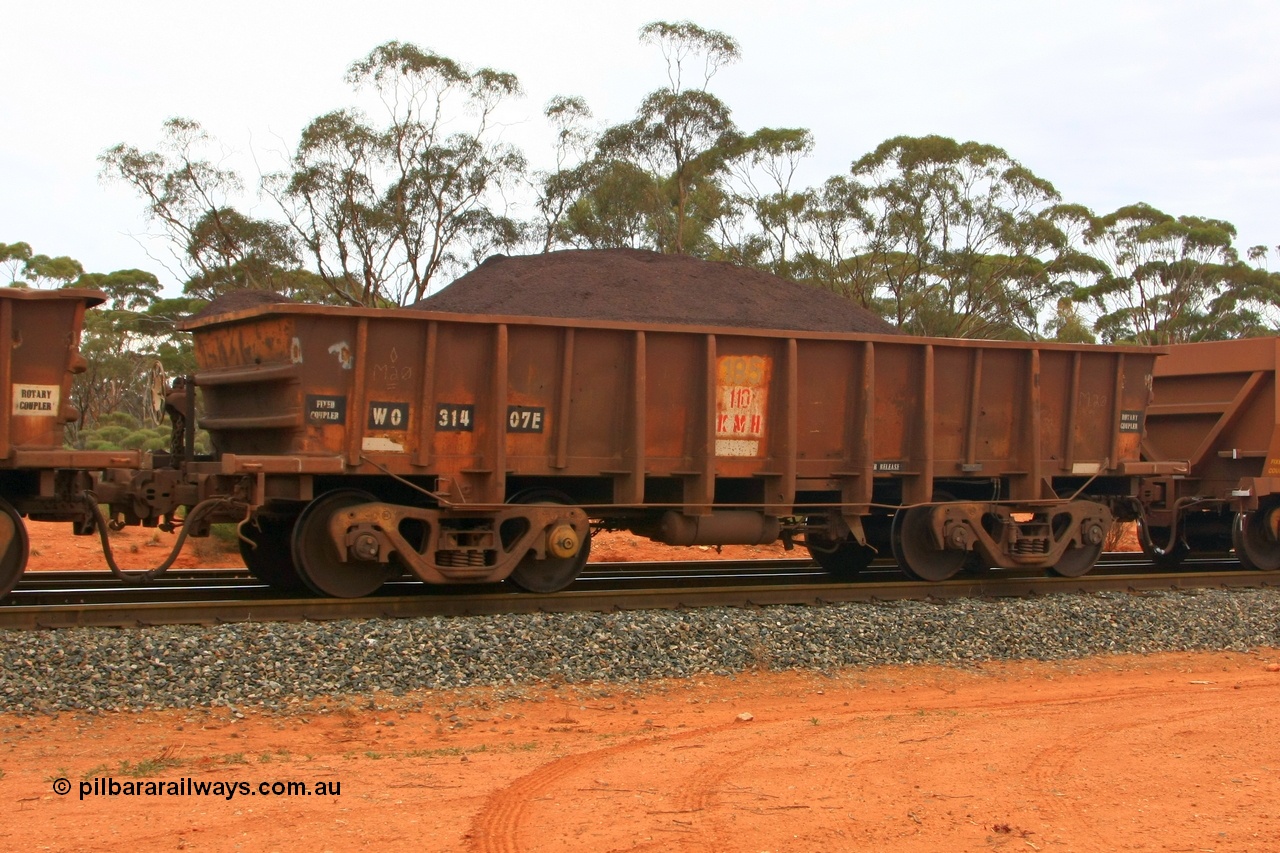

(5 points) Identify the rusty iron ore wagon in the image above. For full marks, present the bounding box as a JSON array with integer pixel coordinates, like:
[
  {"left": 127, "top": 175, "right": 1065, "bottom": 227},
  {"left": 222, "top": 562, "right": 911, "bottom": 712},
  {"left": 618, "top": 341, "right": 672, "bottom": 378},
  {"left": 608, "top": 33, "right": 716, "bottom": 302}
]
[
  {"left": 101, "top": 301, "right": 1170, "bottom": 598},
  {"left": 0, "top": 287, "right": 142, "bottom": 596},
  {"left": 1140, "top": 336, "right": 1280, "bottom": 570}
]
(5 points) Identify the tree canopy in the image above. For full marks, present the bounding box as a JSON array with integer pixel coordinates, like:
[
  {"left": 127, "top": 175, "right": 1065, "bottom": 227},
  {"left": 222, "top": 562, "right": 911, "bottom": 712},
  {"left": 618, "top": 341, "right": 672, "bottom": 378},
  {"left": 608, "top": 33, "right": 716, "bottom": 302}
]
[{"left": 86, "top": 21, "right": 1280, "bottom": 344}]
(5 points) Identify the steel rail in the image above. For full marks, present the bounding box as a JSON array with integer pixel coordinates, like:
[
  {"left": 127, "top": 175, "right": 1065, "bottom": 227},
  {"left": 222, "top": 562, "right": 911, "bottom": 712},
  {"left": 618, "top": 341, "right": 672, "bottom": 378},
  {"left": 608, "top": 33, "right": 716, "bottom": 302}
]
[
  {"left": 10, "top": 551, "right": 1218, "bottom": 591},
  {"left": 0, "top": 561, "right": 1273, "bottom": 630}
]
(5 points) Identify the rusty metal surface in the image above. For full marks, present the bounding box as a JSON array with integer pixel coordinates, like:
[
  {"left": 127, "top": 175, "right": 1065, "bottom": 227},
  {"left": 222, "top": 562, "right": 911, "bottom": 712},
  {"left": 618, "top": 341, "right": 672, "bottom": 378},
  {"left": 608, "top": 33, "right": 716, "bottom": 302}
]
[
  {"left": 0, "top": 288, "right": 105, "bottom": 461},
  {"left": 184, "top": 303, "right": 1163, "bottom": 513},
  {"left": 1146, "top": 337, "right": 1280, "bottom": 505}
]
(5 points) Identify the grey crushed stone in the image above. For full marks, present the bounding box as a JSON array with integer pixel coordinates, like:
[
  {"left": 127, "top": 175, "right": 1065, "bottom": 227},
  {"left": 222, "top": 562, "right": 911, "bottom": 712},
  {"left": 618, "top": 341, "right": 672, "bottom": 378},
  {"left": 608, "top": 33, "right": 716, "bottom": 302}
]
[{"left": 3, "top": 588, "right": 1279, "bottom": 714}]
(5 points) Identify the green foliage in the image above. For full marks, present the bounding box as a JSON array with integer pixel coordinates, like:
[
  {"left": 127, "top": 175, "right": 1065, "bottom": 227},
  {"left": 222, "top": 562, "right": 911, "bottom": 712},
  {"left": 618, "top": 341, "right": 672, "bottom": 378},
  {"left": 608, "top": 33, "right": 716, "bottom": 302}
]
[
  {"left": 1078, "top": 203, "right": 1280, "bottom": 343},
  {"left": 586, "top": 22, "right": 745, "bottom": 256},
  {"left": 92, "top": 23, "right": 1278, "bottom": 344},
  {"left": 65, "top": 272, "right": 194, "bottom": 434},
  {"left": 638, "top": 21, "right": 741, "bottom": 91},
  {"left": 74, "top": 269, "right": 160, "bottom": 310},
  {"left": 842, "top": 135, "right": 1079, "bottom": 339},
  {"left": 70, "top": 414, "right": 208, "bottom": 454},
  {"left": 266, "top": 41, "right": 527, "bottom": 306},
  {"left": 72, "top": 422, "right": 163, "bottom": 453},
  {"left": 0, "top": 242, "right": 33, "bottom": 285},
  {"left": 100, "top": 118, "right": 317, "bottom": 303},
  {"left": 531, "top": 96, "right": 597, "bottom": 252},
  {"left": 23, "top": 254, "right": 84, "bottom": 288},
  {"left": 560, "top": 160, "right": 662, "bottom": 249},
  {"left": 2, "top": 242, "right": 86, "bottom": 288},
  {"left": 555, "top": 20, "right": 815, "bottom": 262}
]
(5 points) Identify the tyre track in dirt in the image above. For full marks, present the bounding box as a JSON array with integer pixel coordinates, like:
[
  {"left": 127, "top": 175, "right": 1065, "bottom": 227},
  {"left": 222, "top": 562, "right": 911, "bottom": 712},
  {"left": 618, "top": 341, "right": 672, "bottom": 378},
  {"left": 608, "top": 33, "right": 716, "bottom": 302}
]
[
  {"left": 1021, "top": 703, "right": 1223, "bottom": 849},
  {"left": 467, "top": 721, "right": 740, "bottom": 853},
  {"left": 467, "top": 676, "right": 1280, "bottom": 853},
  {"left": 1020, "top": 689, "right": 1280, "bottom": 851}
]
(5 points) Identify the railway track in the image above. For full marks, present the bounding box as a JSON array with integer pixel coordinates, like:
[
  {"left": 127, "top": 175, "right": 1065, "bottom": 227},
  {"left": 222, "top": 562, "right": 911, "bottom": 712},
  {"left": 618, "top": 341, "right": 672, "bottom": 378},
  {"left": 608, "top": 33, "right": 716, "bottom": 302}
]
[{"left": 1, "top": 554, "right": 1275, "bottom": 630}]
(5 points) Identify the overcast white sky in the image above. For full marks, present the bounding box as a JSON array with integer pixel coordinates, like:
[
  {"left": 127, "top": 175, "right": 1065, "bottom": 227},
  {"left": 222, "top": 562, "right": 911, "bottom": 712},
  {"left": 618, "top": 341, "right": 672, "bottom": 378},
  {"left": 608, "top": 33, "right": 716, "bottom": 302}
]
[{"left": 4, "top": 0, "right": 1277, "bottom": 293}]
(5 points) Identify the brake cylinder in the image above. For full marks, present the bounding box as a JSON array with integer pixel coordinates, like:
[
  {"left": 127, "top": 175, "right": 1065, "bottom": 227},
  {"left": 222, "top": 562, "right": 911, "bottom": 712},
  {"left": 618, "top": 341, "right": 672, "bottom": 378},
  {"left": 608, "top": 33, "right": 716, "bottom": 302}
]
[{"left": 656, "top": 511, "right": 781, "bottom": 546}]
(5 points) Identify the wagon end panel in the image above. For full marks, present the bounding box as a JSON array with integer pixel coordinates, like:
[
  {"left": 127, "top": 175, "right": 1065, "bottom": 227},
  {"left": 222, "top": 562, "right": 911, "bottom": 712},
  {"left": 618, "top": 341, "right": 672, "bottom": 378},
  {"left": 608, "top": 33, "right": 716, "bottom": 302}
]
[
  {"left": 194, "top": 314, "right": 305, "bottom": 457},
  {"left": 1147, "top": 337, "right": 1280, "bottom": 492},
  {"left": 0, "top": 288, "right": 104, "bottom": 459}
]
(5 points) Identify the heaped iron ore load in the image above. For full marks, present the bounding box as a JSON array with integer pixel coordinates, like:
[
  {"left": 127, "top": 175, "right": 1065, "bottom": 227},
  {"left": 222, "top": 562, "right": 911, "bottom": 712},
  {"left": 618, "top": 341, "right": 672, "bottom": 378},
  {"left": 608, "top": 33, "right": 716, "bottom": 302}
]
[
  {"left": 412, "top": 248, "right": 900, "bottom": 334},
  {"left": 1140, "top": 337, "right": 1280, "bottom": 570}
]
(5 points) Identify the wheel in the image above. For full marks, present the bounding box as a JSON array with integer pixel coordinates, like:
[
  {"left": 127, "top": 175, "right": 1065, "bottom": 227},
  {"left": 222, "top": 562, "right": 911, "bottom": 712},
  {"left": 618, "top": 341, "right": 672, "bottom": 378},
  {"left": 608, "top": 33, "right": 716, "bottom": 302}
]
[
  {"left": 1047, "top": 542, "right": 1103, "bottom": 578},
  {"left": 805, "top": 526, "right": 875, "bottom": 579},
  {"left": 291, "top": 490, "right": 399, "bottom": 598},
  {"left": 505, "top": 489, "right": 590, "bottom": 593},
  {"left": 0, "top": 498, "right": 29, "bottom": 598},
  {"left": 1232, "top": 505, "right": 1280, "bottom": 571},
  {"left": 1138, "top": 522, "right": 1188, "bottom": 569},
  {"left": 891, "top": 505, "right": 966, "bottom": 582},
  {"left": 239, "top": 513, "right": 308, "bottom": 593}
]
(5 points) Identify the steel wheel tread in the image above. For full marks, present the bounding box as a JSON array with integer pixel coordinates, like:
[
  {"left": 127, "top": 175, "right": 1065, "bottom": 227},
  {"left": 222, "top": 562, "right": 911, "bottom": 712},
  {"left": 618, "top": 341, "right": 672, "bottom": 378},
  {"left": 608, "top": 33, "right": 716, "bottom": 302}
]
[
  {"left": 1047, "top": 542, "right": 1103, "bottom": 578},
  {"left": 1233, "top": 507, "right": 1280, "bottom": 572},
  {"left": 891, "top": 505, "right": 966, "bottom": 582},
  {"left": 505, "top": 489, "right": 590, "bottom": 593},
  {"left": 291, "top": 490, "right": 398, "bottom": 598},
  {"left": 0, "top": 499, "right": 29, "bottom": 598}
]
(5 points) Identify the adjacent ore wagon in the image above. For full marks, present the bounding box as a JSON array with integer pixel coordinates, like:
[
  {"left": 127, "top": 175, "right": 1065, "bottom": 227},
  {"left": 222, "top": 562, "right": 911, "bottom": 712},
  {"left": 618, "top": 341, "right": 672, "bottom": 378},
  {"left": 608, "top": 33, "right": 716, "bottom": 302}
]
[
  {"left": 1140, "top": 336, "right": 1280, "bottom": 570},
  {"left": 0, "top": 287, "right": 141, "bottom": 595},
  {"left": 176, "top": 302, "right": 1164, "bottom": 597}
]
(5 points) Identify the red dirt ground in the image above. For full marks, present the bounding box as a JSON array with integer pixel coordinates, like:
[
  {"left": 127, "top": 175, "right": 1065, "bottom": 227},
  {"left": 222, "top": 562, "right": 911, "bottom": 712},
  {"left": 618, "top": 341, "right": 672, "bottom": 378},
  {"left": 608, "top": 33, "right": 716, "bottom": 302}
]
[{"left": 13, "top": 523, "right": 1266, "bottom": 853}]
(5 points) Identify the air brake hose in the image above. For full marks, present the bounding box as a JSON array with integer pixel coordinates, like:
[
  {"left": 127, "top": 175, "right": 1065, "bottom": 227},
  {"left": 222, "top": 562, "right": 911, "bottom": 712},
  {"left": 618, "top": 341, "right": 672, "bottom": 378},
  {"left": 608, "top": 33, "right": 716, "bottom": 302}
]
[{"left": 80, "top": 491, "right": 249, "bottom": 583}]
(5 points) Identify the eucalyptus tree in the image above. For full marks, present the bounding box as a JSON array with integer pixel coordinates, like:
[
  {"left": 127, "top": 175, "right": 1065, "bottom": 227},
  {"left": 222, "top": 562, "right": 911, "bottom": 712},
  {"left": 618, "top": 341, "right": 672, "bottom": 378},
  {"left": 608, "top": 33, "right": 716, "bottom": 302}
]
[
  {"left": 264, "top": 109, "right": 394, "bottom": 305},
  {"left": 67, "top": 268, "right": 168, "bottom": 432},
  {"left": 1080, "top": 203, "right": 1280, "bottom": 343},
  {"left": 558, "top": 159, "right": 663, "bottom": 249},
  {"left": 585, "top": 21, "right": 745, "bottom": 255},
  {"left": 268, "top": 42, "right": 526, "bottom": 306},
  {"left": 100, "top": 118, "right": 307, "bottom": 299},
  {"left": 849, "top": 135, "right": 1084, "bottom": 339},
  {"left": 21, "top": 254, "right": 86, "bottom": 288},
  {"left": 788, "top": 175, "right": 880, "bottom": 310},
  {"left": 531, "top": 96, "right": 599, "bottom": 252},
  {"left": 0, "top": 242, "right": 32, "bottom": 285},
  {"left": 1, "top": 241, "right": 88, "bottom": 289},
  {"left": 716, "top": 127, "right": 815, "bottom": 274}
]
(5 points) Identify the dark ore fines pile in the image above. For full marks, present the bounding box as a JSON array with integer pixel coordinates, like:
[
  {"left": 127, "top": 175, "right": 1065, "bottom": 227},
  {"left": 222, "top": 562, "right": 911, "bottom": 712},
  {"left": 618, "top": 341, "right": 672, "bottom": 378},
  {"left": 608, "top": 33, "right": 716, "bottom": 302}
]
[{"left": 415, "top": 248, "right": 898, "bottom": 334}]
